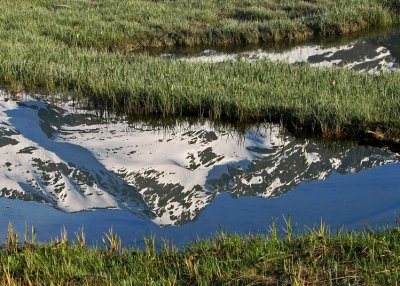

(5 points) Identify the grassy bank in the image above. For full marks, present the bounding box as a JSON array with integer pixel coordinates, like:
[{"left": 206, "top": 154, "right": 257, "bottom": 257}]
[
  {"left": 2, "top": 0, "right": 400, "bottom": 50},
  {"left": 2, "top": 48, "right": 400, "bottom": 141},
  {"left": 1, "top": 0, "right": 400, "bottom": 142},
  {"left": 2, "top": 223, "right": 400, "bottom": 285}
]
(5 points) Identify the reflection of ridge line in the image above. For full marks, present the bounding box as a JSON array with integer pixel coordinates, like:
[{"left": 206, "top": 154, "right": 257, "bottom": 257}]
[
  {"left": 1, "top": 98, "right": 399, "bottom": 227},
  {"left": 3, "top": 101, "right": 153, "bottom": 220}
]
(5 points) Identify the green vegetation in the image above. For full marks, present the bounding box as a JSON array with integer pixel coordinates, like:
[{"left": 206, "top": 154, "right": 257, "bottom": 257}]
[
  {"left": 3, "top": 50, "right": 400, "bottom": 141},
  {"left": 1, "top": 0, "right": 400, "bottom": 142},
  {"left": 2, "top": 222, "right": 400, "bottom": 285},
  {"left": 2, "top": 0, "right": 400, "bottom": 50},
  {"left": 1, "top": 2, "right": 400, "bottom": 284}
]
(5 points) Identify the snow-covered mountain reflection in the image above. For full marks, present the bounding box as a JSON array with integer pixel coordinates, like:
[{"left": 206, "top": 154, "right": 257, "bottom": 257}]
[
  {"left": 0, "top": 96, "right": 398, "bottom": 226},
  {"left": 162, "top": 29, "right": 400, "bottom": 73}
]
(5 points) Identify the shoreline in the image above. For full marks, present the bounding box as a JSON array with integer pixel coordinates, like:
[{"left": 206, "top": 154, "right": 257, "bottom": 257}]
[
  {"left": 1, "top": 222, "right": 400, "bottom": 285},
  {"left": 2, "top": 58, "right": 400, "bottom": 147}
]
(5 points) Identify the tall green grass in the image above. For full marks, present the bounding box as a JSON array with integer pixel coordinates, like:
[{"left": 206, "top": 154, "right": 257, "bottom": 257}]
[
  {"left": 1, "top": 0, "right": 400, "bottom": 142},
  {"left": 1, "top": 0, "right": 399, "bottom": 50},
  {"left": 1, "top": 44, "right": 400, "bottom": 140},
  {"left": 2, "top": 221, "right": 400, "bottom": 285}
]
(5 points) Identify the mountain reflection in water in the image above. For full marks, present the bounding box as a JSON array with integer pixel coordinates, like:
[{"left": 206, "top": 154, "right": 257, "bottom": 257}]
[
  {"left": 0, "top": 95, "right": 398, "bottom": 227},
  {"left": 160, "top": 27, "right": 400, "bottom": 73}
]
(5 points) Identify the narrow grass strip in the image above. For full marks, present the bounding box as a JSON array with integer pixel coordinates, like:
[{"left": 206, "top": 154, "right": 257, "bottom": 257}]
[
  {"left": 1, "top": 45, "right": 400, "bottom": 140},
  {"left": 2, "top": 222, "right": 400, "bottom": 285}
]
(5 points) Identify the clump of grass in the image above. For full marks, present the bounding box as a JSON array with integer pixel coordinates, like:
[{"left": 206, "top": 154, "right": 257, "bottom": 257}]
[{"left": 1, "top": 221, "right": 400, "bottom": 285}]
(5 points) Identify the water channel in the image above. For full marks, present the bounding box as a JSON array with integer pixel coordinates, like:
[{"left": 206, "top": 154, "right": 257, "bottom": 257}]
[
  {"left": 159, "top": 26, "right": 400, "bottom": 72},
  {"left": 0, "top": 28, "right": 399, "bottom": 248}
]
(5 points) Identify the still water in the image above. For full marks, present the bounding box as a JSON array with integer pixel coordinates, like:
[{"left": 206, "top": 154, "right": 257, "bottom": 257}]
[
  {"left": 0, "top": 94, "right": 399, "bottom": 247},
  {"left": 1, "top": 29, "right": 400, "bottom": 247},
  {"left": 159, "top": 26, "right": 400, "bottom": 72}
]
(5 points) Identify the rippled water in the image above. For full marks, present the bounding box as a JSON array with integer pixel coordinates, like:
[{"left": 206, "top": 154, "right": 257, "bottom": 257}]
[{"left": 1, "top": 93, "right": 399, "bottom": 247}]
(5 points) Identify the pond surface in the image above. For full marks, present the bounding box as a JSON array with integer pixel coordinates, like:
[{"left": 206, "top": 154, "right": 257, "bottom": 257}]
[
  {"left": 159, "top": 27, "right": 400, "bottom": 72},
  {"left": 0, "top": 93, "right": 399, "bottom": 247}
]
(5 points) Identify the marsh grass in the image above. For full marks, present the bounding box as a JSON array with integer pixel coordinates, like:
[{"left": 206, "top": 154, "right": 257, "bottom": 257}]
[
  {"left": 1, "top": 0, "right": 400, "bottom": 50},
  {"left": 1, "top": 0, "right": 400, "bottom": 142},
  {"left": 1, "top": 221, "right": 400, "bottom": 285},
  {"left": 2, "top": 48, "right": 400, "bottom": 141}
]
